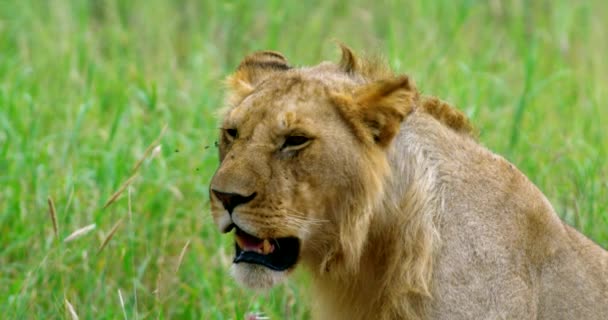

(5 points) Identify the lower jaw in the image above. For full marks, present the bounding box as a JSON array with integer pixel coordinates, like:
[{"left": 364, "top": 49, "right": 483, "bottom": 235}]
[{"left": 230, "top": 262, "right": 287, "bottom": 289}]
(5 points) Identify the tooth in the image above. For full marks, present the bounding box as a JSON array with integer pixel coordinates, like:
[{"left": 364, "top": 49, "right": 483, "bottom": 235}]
[
  {"left": 235, "top": 236, "right": 244, "bottom": 249},
  {"left": 262, "top": 239, "right": 273, "bottom": 254}
]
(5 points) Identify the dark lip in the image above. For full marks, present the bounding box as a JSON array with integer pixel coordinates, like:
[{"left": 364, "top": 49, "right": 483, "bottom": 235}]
[
  {"left": 223, "top": 223, "right": 235, "bottom": 233},
  {"left": 232, "top": 226, "right": 300, "bottom": 271}
]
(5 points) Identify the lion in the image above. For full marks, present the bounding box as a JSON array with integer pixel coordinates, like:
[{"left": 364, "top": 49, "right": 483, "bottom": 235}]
[{"left": 208, "top": 45, "right": 608, "bottom": 319}]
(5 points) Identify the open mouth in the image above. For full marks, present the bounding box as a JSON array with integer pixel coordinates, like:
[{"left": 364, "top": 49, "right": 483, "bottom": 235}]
[{"left": 228, "top": 225, "right": 300, "bottom": 271}]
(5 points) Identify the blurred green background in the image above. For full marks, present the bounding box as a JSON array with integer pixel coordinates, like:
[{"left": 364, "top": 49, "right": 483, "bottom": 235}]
[{"left": 1, "top": 0, "right": 606, "bottom": 318}]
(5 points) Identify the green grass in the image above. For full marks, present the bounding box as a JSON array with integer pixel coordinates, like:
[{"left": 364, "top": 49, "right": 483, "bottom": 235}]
[{"left": 1, "top": 0, "right": 606, "bottom": 318}]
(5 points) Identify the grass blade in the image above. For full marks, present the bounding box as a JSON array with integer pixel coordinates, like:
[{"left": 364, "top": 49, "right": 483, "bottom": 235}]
[
  {"left": 118, "top": 289, "right": 128, "bottom": 320},
  {"left": 64, "top": 298, "right": 79, "bottom": 320}
]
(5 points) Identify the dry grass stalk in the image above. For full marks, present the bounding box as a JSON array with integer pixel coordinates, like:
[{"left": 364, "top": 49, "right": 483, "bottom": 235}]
[
  {"left": 47, "top": 196, "right": 58, "bottom": 238},
  {"left": 128, "top": 186, "right": 132, "bottom": 220},
  {"left": 97, "top": 218, "right": 124, "bottom": 255},
  {"left": 64, "top": 298, "right": 79, "bottom": 320},
  {"left": 103, "top": 124, "right": 167, "bottom": 210},
  {"left": 175, "top": 239, "right": 191, "bottom": 273},
  {"left": 154, "top": 273, "right": 162, "bottom": 302},
  {"left": 103, "top": 174, "right": 138, "bottom": 209},
  {"left": 63, "top": 224, "right": 96, "bottom": 243},
  {"left": 130, "top": 124, "right": 167, "bottom": 174},
  {"left": 150, "top": 144, "right": 162, "bottom": 159}
]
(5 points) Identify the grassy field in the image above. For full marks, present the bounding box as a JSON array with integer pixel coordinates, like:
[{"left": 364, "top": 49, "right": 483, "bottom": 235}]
[{"left": 1, "top": 0, "right": 607, "bottom": 318}]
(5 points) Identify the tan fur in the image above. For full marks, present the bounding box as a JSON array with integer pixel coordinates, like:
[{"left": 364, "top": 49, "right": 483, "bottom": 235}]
[
  {"left": 209, "top": 46, "right": 608, "bottom": 319},
  {"left": 419, "top": 96, "right": 474, "bottom": 136}
]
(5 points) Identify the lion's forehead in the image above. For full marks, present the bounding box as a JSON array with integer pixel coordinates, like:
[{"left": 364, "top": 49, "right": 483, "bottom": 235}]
[
  {"left": 244, "top": 106, "right": 329, "bottom": 144},
  {"left": 227, "top": 75, "right": 349, "bottom": 138}
]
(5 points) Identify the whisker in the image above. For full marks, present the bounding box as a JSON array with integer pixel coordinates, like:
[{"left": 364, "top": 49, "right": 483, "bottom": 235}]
[
  {"left": 281, "top": 209, "right": 329, "bottom": 224},
  {"left": 238, "top": 209, "right": 327, "bottom": 227}
]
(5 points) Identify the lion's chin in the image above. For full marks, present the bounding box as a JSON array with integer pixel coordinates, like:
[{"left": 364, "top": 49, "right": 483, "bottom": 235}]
[{"left": 230, "top": 263, "right": 287, "bottom": 290}]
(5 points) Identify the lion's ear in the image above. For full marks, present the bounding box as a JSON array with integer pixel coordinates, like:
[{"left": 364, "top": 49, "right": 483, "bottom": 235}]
[
  {"left": 334, "top": 76, "right": 417, "bottom": 148},
  {"left": 338, "top": 43, "right": 359, "bottom": 74},
  {"left": 225, "top": 51, "right": 291, "bottom": 106}
]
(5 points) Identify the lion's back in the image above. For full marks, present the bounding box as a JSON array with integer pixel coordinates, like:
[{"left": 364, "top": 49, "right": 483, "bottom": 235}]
[{"left": 398, "top": 113, "right": 608, "bottom": 319}]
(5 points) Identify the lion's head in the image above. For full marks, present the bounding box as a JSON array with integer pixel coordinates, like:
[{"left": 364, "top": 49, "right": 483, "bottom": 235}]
[{"left": 209, "top": 47, "right": 417, "bottom": 289}]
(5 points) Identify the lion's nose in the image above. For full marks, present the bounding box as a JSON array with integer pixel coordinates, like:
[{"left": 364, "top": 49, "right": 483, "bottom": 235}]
[{"left": 211, "top": 189, "right": 257, "bottom": 215}]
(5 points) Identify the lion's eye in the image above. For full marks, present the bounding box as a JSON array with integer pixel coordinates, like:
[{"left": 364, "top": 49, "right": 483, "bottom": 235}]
[
  {"left": 281, "top": 135, "right": 311, "bottom": 150},
  {"left": 224, "top": 128, "right": 238, "bottom": 141}
]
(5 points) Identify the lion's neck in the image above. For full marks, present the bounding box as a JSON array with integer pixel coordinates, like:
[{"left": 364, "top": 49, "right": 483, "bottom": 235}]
[
  {"left": 309, "top": 225, "right": 433, "bottom": 320},
  {"left": 307, "top": 117, "right": 446, "bottom": 319}
]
